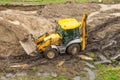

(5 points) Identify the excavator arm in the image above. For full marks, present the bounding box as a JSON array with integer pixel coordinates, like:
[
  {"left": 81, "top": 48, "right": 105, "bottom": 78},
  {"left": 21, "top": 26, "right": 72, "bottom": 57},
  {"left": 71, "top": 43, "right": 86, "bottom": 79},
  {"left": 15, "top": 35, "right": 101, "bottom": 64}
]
[{"left": 80, "top": 13, "right": 88, "bottom": 50}]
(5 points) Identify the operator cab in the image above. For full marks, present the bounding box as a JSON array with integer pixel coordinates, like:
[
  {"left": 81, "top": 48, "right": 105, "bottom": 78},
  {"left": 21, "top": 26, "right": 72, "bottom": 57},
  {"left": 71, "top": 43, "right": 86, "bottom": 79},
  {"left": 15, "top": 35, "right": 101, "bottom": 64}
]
[{"left": 56, "top": 18, "right": 81, "bottom": 45}]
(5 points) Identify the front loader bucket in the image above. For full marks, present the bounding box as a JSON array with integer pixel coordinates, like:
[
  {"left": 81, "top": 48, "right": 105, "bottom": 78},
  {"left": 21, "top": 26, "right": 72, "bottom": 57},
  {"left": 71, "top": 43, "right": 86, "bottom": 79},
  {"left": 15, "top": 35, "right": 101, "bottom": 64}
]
[{"left": 19, "top": 35, "right": 37, "bottom": 56}]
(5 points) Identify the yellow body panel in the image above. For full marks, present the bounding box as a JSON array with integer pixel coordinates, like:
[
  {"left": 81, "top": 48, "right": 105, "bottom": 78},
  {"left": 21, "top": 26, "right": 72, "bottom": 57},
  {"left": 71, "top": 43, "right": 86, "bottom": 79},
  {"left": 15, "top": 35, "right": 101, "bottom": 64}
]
[
  {"left": 37, "top": 40, "right": 50, "bottom": 51},
  {"left": 35, "top": 35, "right": 46, "bottom": 44},
  {"left": 36, "top": 33, "right": 61, "bottom": 51},
  {"left": 58, "top": 18, "right": 80, "bottom": 30},
  {"left": 44, "top": 33, "right": 61, "bottom": 41}
]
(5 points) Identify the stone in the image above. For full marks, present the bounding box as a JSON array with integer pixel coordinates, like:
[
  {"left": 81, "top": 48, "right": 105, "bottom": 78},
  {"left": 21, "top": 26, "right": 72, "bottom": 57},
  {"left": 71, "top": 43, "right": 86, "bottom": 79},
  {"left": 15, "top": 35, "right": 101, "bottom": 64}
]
[
  {"left": 51, "top": 72, "right": 57, "bottom": 77},
  {"left": 73, "top": 76, "right": 80, "bottom": 80},
  {"left": 6, "top": 73, "right": 14, "bottom": 78},
  {"left": 15, "top": 72, "right": 27, "bottom": 77},
  {"left": 42, "top": 72, "right": 50, "bottom": 77},
  {"left": 0, "top": 76, "right": 7, "bottom": 80},
  {"left": 37, "top": 72, "right": 42, "bottom": 76}
]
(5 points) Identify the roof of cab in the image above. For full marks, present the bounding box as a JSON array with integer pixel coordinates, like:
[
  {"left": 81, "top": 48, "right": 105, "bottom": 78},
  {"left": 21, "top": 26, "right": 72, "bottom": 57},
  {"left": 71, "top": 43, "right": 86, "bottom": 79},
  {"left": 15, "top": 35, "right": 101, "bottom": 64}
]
[{"left": 58, "top": 18, "right": 80, "bottom": 30}]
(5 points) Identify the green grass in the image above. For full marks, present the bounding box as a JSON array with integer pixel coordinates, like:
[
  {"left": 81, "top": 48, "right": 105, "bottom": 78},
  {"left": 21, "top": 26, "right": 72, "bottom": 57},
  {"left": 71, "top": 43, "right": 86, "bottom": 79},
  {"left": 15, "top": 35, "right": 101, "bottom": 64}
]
[
  {"left": 95, "top": 64, "right": 120, "bottom": 80},
  {"left": 0, "top": 0, "right": 95, "bottom": 5},
  {"left": 0, "top": 0, "right": 93, "bottom": 5},
  {"left": 0, "top": 0, "right": 81, "bottom": 4},
  {"left": 0, "top": 0, "right": 119, "bottom": 4}
]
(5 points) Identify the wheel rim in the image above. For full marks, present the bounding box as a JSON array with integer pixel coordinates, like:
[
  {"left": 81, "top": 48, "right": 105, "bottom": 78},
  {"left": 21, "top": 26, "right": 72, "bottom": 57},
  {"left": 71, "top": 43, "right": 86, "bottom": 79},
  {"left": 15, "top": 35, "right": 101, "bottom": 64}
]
[
  {"left": 47, "top": 51, "right": 55, "bottom": 59},
  {"left": 71, "top": 47, "right": 78, "bottom": 54}
]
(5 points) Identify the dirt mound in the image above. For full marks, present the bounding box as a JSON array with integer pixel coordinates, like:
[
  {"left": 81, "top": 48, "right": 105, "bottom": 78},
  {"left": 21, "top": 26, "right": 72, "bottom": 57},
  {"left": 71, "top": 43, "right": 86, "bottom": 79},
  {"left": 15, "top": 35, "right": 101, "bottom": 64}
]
[
  {"left": 0, "top": 19, "right": 28, "bottom": 57},
  {"left": 0, "top": 9, "right": 54, "bottom": 57},
  {"left": 38, "top": 2, "right": 100, "bottom": 19}
]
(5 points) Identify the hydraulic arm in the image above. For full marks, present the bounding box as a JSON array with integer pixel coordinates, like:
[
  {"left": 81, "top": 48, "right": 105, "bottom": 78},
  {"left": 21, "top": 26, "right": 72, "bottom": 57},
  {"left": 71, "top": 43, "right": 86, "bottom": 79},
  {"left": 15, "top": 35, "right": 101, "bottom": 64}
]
[{"left": 80, "top": 13, "right": 88, "bottom": 50}]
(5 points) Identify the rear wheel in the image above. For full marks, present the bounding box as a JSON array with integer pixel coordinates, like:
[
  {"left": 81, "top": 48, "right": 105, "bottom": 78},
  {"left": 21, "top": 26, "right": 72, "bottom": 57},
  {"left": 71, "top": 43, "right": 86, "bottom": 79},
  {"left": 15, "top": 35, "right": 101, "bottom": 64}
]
[
  {"left": 67, "top": 44, "right": 81, "bottom": 55},
  {"left": 43, "top": 48, "right": 59, "bottom": 59}
]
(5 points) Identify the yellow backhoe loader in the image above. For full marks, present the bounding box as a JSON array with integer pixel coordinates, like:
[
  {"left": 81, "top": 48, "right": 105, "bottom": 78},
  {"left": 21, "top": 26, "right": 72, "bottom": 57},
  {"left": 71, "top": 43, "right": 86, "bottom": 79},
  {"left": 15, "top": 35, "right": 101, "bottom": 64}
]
[{"left": 20, "top": 14, "right": 88, "bottom": 59}]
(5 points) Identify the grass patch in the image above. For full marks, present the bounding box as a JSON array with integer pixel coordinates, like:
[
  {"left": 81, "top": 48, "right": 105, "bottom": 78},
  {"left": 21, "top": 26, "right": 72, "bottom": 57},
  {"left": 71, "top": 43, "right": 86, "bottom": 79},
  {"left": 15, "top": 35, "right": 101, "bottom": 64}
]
[
  {"left": 57, "top": 76, "right": 69, "bottom": 80},
  {"left": 78, "top": 71, "right": 87, "bottom": 77},
  {"left": 0, "top": 0, "right": 92, "bottom": 5},
  {"left": 95, "top": 64, "right": 120, "bottom": 80},
  {"left": 31, "top": 67, "right": 38, "bottom": 72},
  {"left": 0, "top": 0, "right": 119, "bottom": 4},
  {"left": 0, "top": 0, "right": 71, "bottom": 4}
]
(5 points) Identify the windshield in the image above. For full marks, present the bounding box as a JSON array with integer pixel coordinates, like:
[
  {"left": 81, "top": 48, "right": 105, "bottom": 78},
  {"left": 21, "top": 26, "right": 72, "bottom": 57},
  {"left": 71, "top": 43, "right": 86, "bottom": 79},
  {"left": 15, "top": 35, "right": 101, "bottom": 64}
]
[
  {"left": 56, "top": 26, "right": 80, "bottom": 45},
  {"left": 56, "top": 25, "right": 64, "bottom": 36}
]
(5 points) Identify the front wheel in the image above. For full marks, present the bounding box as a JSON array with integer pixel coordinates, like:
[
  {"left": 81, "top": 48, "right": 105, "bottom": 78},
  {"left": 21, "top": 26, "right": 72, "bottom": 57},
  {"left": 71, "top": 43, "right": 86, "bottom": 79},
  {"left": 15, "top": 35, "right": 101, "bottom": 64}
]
[
  {"left": 43, "top": 48, "right": 59, "bottom": 59},
  {"left": 67, "top": 44, "right": 81, "bottom": 55}
]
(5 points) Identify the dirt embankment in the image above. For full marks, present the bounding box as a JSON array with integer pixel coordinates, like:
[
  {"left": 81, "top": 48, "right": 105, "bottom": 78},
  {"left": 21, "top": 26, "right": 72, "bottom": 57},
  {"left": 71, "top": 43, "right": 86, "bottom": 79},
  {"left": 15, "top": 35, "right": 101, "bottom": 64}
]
[
  {"left": 0, "top": 8, "right": 54, "bottom": 57},
  {"left": 0, "top": 20, "right": 28, "bottom": 57}
]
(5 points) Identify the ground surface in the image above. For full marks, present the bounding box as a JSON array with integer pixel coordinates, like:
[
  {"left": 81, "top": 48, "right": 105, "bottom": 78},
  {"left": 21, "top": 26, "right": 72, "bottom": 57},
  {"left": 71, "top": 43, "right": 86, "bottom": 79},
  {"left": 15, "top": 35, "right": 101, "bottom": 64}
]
[{"left": 0, "top": 2, "right": 120, "bottom": 80}]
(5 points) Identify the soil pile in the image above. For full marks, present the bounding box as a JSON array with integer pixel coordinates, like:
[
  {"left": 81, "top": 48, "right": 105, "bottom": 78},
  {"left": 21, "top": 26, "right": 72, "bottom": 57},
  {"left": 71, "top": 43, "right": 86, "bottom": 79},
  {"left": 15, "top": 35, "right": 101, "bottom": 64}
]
[
  {"left": 0, "top": 9, "right": 54, "bottom": 57},
  {"left": 38, "top": 2, "right": 100, "bottom": 19}
]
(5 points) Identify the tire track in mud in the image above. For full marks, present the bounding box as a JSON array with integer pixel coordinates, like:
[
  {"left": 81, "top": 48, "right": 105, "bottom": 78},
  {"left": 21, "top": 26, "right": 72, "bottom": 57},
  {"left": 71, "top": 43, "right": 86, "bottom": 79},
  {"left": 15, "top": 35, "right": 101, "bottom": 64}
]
[
  {"left": 8, "top": 54, "right": 42, "bottom": 64},
  {"left": 86, "top": 16, "right": 120, "bottom": 65},
  {"left": 0, "top": 54, "right": 46, "bottom": 72},
  {"left": 88, "top": 16, "right": 120, "bottom": 38},
  {"left": 87, "top": 17, "right": 120, "bottom": 51}
]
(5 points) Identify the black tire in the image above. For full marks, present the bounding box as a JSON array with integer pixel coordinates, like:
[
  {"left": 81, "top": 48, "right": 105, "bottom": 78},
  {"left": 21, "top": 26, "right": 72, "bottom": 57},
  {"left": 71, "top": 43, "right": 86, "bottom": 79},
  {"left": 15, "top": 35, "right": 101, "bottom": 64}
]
[
  {"left": 43, "top": 48, "right": 59, "bottom": 59},
  {"left": 67, "top": 44, "right": 81, "bottom": 55}
]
